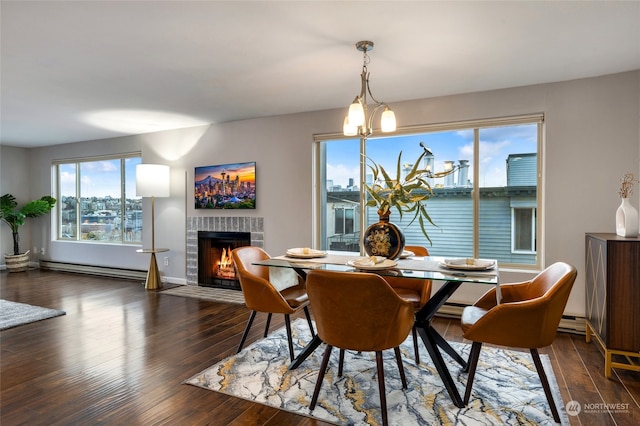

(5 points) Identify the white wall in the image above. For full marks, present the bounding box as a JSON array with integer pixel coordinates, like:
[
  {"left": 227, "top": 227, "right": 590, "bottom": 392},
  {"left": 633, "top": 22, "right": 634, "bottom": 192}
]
[
  {"left": 0, "top": 146, "right": 34, "bottom": 257},
  {"left": 2, "top": 70, "right": 639, "bottom": 317}
]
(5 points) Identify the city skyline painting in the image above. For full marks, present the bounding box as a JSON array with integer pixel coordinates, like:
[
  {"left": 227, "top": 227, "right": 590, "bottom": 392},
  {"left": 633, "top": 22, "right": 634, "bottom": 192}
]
[{"left": 194, "top": 161, "right": 256, "bottom": 209}]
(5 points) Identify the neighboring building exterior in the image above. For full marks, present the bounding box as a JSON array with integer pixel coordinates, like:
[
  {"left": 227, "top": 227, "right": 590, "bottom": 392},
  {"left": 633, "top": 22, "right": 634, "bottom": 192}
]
[{"left": 324, "top": 153, "right": 537, "bottom": 265}]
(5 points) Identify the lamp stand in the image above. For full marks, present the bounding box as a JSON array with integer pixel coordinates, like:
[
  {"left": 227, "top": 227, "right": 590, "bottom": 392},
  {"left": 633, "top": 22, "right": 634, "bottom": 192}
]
[
  {"left": 145, "top": 252, "right": 162, "bottom": 290},
  {"left": 147, "top": 195, "right": 160, "bottom": 289},
  {"left": 136, "top": 195, "right": 168, "bottom": 290}
]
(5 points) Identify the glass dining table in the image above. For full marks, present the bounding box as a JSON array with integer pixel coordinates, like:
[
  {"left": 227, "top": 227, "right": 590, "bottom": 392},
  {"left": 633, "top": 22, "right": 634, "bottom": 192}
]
[{"left": 252, "top": 251, "right": 500, "bottom": 408}]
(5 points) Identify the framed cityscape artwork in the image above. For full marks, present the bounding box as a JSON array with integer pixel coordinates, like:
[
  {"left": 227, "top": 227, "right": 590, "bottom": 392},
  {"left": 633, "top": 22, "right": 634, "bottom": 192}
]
[{"left": 194, "top": 161, "right": 256, "bottom": 209}]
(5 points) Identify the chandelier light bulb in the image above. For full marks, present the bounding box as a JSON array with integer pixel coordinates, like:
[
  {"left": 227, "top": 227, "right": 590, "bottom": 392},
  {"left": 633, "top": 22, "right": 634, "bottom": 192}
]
[
  {"left": 381, "top": 108, "right": 396, "bottom": 132},
  {"left": 343, "top": 116, "right": 358, "bottom": 136},
  {"left": 348, "top": 98, "right": 365, "bottom": 127}
]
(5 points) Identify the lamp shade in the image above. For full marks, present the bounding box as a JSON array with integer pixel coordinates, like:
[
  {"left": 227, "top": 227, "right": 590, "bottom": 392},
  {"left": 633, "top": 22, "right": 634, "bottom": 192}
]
[
  {"left": 343, "top": 116, "right": 358, "bottom": 136},
  {"left": 380, "top": 108, "right": 396, "bottom": 132},
  {"left": 136, "top": 164, "right": 170, "bottom": 197},
  {"left": 348, "top": 99, "right": 365, "bottom": 127}
]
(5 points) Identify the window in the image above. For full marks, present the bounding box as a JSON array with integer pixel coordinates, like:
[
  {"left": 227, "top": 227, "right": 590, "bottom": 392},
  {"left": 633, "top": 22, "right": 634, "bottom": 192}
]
[
  {"left": 55, "top": 154, "right": 142, "bottom": 244},
  {"left": 335, "top": 208, "right": 345, "bottom": 234},
  {"left": 315, "top": 115, "right": 542, "bottom": 268},
  {"left": 334, "top": 206, "right": 356, "bottom": 235},
  {"left": 512, "top": 207, "right": 536, "bottom": 253}
]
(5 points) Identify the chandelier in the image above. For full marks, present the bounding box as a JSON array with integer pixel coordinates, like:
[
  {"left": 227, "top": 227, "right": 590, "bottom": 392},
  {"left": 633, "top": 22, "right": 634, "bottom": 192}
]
[{"left": 343, "top": 41, "right": 396, "bottom": 137}]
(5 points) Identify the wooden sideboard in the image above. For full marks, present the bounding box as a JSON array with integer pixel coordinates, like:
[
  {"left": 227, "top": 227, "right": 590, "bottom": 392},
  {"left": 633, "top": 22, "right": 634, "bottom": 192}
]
[{"left": 585, "top": 233, "right": 640, "bottom": 377}]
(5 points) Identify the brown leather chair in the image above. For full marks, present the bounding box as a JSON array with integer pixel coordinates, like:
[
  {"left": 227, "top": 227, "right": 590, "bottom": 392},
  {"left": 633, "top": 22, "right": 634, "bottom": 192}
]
[
  {"left": 231, "top": 246, "right": 315, "bottom": 361},
  {"left": 384, "top": 245, "right": 432, "bottom": 364},
  {"left": 306, "top": 269, "right": 415, "bottom": 426},
  {"left": 461, "top": 262, "right": 577, "bottom": 423}
]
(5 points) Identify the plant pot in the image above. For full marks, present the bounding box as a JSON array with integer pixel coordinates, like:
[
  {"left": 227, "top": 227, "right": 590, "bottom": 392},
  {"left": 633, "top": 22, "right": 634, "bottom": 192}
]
[
  {"left": 4, "top": 250, "right": 30, "bottom": 272},
  {"left": 362, "top": 211, "right": 405, "bottom": 259}
]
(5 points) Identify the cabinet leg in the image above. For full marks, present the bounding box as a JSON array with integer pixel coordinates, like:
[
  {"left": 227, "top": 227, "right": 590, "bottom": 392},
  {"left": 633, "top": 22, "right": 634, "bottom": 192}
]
[
  {"left": 585, "top": 321, "right": 591, "bottom": 343},
  {"left": 605, "top": 350, "right": 612, "bottom": 378}
]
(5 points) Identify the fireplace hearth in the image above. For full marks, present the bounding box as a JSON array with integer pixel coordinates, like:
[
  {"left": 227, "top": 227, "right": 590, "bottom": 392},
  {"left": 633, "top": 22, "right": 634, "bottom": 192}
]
[{"left": 198, "top": 231, "right": 251, "bottom": 289}]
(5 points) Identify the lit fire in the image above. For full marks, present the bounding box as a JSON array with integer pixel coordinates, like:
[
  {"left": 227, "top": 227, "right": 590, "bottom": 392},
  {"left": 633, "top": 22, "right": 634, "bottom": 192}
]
[{"left": 215, "top": 246, "right": 236, "bottom": 278}]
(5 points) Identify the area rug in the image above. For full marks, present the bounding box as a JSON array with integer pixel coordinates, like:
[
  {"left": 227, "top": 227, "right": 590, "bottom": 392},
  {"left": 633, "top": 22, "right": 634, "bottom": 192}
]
[
  {"left": 186, "top": 319, "right": 568, "bottom": 425},
  {"left": 161, "top": 285, "right": 245, "bottom": 304},
  {"left": 0, "top": 299, "right": 66, "bottom": 330}
]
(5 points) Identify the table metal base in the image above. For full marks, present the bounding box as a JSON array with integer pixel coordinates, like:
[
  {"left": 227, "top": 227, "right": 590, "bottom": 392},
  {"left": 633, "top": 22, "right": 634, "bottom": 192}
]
[{"left": 288, "top": 278, "right": 469, "bottom": 408}]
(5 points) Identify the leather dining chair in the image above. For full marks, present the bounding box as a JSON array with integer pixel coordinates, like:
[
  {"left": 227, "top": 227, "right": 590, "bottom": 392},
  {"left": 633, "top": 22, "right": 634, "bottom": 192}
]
[
  {"left": 231, "top": 246, "right": 315, "bottom": 362},
  {"left": 384, "top": 245, "right": 432, "bottom": 364},
  {"left": 305, "top": 269, "right": 415, "bottom": 426},
  {"left": 460, "top": 262, "right": 577, "bottom": 423}
]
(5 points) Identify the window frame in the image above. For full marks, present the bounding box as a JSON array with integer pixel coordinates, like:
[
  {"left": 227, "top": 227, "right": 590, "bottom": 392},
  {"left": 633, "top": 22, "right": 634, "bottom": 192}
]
[
  {"left": 53, "top": 152, "right": 142, "bottom": 245},
  {"left": 313, "top": 114, "right": 543, "bottom": 270},
  {"left": 511, "top": 207, "right": 537, "bottom": 254},
  {"left": 334, "top": 205, "right": 356, "bottom": 235}
]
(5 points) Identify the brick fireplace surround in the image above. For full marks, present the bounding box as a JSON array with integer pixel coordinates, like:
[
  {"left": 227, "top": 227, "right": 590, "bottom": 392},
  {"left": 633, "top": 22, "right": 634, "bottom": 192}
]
[{"left": 186, "top": 216, "right": 264, "bottom": 286}]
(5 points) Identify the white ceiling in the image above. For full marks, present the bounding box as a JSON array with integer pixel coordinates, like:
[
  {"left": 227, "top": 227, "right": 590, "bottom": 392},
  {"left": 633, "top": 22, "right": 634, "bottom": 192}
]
[{"left": 2, "top": 1, "right": 639, "bottom": 148}]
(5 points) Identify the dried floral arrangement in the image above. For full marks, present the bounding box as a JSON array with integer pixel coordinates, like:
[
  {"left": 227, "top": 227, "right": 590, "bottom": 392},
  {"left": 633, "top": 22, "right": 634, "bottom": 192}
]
[{"left": 618, "top": 172, "right": 639, "bottom": 198}]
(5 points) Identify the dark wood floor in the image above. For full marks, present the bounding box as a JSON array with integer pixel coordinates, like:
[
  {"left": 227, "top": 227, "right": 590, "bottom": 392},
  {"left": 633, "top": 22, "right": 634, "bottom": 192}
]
[{"left": 1, "top": 270, "right": 638, "bottom": 425}]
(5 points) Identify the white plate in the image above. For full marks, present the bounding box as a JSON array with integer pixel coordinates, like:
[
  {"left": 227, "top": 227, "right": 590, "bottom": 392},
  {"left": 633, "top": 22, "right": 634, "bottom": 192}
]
[
  {"left": 399, "top": 250, "right": 415, "bottom": 259},
  {"left": 441, "top": 258, "right": 496, "bottom": 271},
  {"left": 285, "top": 248, "right": 328, "bottom": 259},
  {"left": 347, "top": 258, "right": 397, "bottom": 271}
]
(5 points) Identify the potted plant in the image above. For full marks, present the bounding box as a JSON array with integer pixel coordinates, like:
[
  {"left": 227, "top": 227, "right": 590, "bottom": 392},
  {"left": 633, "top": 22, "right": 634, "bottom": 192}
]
[
  {"left": 363, "top": 149, "right": 452, "bottom": 258},
  {"left": 1, "top": 193, "right": 56, "bottom": 272}
]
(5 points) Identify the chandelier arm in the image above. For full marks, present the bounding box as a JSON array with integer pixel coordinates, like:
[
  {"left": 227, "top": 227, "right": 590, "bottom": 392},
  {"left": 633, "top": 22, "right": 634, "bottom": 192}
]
[
  {"left": 364, "top": 103, "right": 389, "bottom": 136},
  {"left": 364, "top": 71, "right": 385, "bottom": 106},
  {"left": 359, "top": 68, "right": 369, "bottom": 100}
]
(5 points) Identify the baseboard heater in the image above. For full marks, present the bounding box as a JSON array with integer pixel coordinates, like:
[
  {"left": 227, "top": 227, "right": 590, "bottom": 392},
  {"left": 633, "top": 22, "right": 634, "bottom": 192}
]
[
  {"left": 39, "top": 260, "right": 147, "bottom": 281},
  {"left": 437, "top": 302, "right": 586, "bottom": 335}
]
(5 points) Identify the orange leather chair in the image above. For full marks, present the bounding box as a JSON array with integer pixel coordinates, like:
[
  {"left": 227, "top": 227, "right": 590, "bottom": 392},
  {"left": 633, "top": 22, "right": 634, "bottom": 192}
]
[
  {"left": 232, "top": 246, "right": 315, "bottom": 361},
  {"left": 305, "top": 269, "right": 414, "bottom": 426},
  {"left": 461, "top": 262, "right": 577, "bottom": 423},
  {"left": 384, "top": 245, "right": 432, "bottom": 364}
]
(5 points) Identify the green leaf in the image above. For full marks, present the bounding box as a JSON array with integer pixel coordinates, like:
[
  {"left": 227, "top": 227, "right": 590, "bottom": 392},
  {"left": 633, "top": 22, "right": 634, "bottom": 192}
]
[{"left": 363, "top": 149, "right": 441, "bottom": 243}]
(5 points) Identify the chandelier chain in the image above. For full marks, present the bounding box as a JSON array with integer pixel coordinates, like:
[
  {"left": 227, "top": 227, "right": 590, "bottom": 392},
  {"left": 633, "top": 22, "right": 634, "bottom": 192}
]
[{"left": 362, "top": 50, "right": 371, "bottom": 67}]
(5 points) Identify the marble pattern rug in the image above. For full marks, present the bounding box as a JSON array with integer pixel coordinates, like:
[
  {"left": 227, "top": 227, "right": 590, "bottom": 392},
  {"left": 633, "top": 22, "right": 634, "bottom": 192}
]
[{"left": 186, "top": 319, "right": 568, "bottom": 425}]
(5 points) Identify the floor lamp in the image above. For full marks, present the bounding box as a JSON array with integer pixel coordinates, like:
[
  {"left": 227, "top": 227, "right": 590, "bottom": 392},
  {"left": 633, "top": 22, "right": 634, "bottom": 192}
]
[{"left": 136, "top": 164, "right": 170, "bottom": 290}]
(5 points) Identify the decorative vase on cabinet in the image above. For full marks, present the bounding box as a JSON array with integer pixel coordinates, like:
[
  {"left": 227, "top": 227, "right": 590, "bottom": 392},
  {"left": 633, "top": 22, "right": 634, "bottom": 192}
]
[
  {"left": 615, "top": 198, "right": 639, "bottom": 237},
  {"left": 362, "top": 211, "right": 405, "bottom": 259}
]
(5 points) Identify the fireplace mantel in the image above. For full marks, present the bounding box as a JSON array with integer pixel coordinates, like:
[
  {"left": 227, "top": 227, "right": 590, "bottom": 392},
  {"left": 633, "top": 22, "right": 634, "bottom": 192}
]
[{"left": 186, "top": 216, "right": 264, "bottom": 286}]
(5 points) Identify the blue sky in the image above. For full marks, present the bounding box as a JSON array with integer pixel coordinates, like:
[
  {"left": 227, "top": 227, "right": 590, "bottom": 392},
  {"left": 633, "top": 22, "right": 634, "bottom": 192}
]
[
  {"left": 58, "top": 125, "right": 536, "bottom": 198},
  {"left": 59, "top": 157, "right": 140, "bottom": 198},
  {"left": 326, "top": 124, "right": 537, "bottom": 188},
  {"left": 194, "top": 161, "right": 256, "bottom": 183}
]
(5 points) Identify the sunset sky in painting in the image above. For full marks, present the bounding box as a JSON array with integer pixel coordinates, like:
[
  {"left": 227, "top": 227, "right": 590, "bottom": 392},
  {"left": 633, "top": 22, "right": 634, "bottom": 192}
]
[{"left": 194, "top": 161, "right": 256, "bottom": 183}]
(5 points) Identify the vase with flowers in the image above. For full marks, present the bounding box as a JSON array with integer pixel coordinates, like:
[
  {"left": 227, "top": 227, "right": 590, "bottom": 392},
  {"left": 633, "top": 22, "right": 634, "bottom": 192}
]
[
  {"left": 615, "top": 172, "right": 639, "bottom": 237},
  {"left": 363, "top": 150, "right": 442, "bottom": 259}
]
